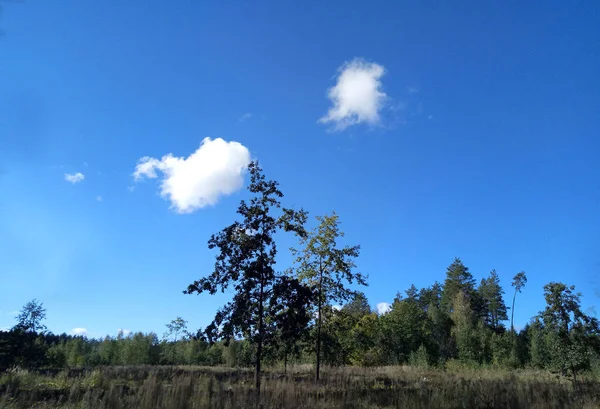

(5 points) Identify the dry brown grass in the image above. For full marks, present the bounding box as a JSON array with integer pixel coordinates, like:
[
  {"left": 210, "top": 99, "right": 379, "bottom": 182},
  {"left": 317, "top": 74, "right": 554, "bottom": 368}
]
[{"left": 1, "top": 365, "right": 598, "bottom": 409}]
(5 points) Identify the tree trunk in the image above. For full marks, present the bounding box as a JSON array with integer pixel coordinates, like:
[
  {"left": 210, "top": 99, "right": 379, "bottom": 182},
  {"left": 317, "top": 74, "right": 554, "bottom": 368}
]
[
  {"left": 511, "top": 289, "right": 517, "bottom": 333},
  {"left": 315, "top": 261, "right": 323, "bottom": 382},
  {"left": 284, "top": 352, "right": 288, "bottom": 374},
  {"left": 256, "top": 275, "right": 264, "bottom": 391}
]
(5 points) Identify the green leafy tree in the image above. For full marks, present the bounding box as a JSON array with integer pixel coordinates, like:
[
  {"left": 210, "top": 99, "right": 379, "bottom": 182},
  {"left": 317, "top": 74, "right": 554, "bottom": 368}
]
[
  {"left": 510, "top": 271, "right": 527, "bottom": 333},
  {"left": 379, "top": 294, "right": 427, "bottom": 364},
  {"left": 528, "top": 317, "right": 549, "bottom": 368},
  {"left": 163, "top": 317, "right": 189, "bottom": 342},
  {"left": 450, "top": 290, "right": 479, "bottom": 362},
  {"left": 268, "top": 276, "right": 314, "bottom": 373},
  {"left": 184, "top": 161, "right": 307, "bottom": 389},
  {"left": 540, "top": 282, "right": 600, "bottom": 382},
  {"left": 479, "top": 270, "right": 508, "bottom": 331},
  {"left": 14, "top": 299, "right": 47, "bottom": 334},
  {"left": 293, "top": 212, "right": 365, "bottom": 381},
  {"left": 349, "top": 312, "right": 380, "bottom": 366},
  {"left": 427, "top": 303, "right": 454, "bottom": 363}
]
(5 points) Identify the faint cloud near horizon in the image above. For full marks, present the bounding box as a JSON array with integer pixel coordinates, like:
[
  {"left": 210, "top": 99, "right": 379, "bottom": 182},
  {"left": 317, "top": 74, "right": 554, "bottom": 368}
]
[{"left": 319, "top": 58, "right": 388, "bottom": 131}]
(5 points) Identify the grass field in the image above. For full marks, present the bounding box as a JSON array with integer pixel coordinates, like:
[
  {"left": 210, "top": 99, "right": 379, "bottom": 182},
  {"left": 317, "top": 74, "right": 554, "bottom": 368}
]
[{"left": 1, "top": 365, "right": 599, "bottom": 409}]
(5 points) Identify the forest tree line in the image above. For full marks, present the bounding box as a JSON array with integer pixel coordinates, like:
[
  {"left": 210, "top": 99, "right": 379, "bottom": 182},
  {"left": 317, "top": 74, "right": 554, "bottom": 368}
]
[{"left": 1, "top": 162, "right": 599, "bottom": 386}]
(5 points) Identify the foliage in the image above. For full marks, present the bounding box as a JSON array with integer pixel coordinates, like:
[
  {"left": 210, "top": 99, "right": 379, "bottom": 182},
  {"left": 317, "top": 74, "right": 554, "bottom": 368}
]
[
  {"left": 510, "top": 271, "right": 528, "bottom": 333},
  {"left": 292, "top": 212, "right": 365, "bottom": 380},
  {"left": 183, "top": 161, "right": 308, "bottom": 388},
  {"left": 479, "top": 269, "right": 509, "bottom": 331},
  {"left": 2, "top": 365, "right": 599, "bottom": 409},
  {"left": 539, "top": 282, "right": 600, "bottom": 380},
  {"left": 13, "top": 300, "right": 47, "bottom": 334}
]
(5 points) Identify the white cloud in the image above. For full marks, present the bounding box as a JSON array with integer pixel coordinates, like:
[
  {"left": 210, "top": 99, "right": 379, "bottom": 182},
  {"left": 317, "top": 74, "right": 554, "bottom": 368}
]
[
  {"left": 65, "top": 172, "right": 85, "bottom": 184},
  {"left": 96, "top": 195, "right": 103, "bottom": 202},
  {"left": 133, "top": 137, "right": 251, "bottom": 214},
  {"left": 0, "top": 327, "right": 9, "bottom": 332},
  {"left": 319, "top": 58, "right": 387, "bottom": 131},
  {"left": 332, "top": 305, "right": 342, "bottom": 311},
  {"left": 377, "top": 302, "right": 391, "bottom": 315},
  {"left": 118, "top": 328, "right": 132, "bottom": 336},
  {"left": 71, "top": 327, "right": 87, "bottom": 336},
  {"left": 239, "top": 112, "right": 253, "bottom": 122}
]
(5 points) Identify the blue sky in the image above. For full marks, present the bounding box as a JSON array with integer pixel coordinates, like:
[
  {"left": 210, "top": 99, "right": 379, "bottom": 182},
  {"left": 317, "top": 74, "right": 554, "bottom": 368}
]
[{"left": 1, "top": 1, "right": 598, "bottom": 337}]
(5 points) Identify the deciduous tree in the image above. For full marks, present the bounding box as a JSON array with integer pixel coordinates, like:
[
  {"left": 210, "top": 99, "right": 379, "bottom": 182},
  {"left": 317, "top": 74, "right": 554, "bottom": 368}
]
[{"left": 292, "top": 212, "right": 365, "bottom": 380}]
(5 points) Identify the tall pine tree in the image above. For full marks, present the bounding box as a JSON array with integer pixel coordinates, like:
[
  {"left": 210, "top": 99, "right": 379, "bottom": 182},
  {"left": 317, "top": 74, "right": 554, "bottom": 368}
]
[
  {"left": 184, "top": 161, "right": 308, "bottom": 389},
  {"left": 478, "top": 270, "right": 508, "bottom": 331},
  {"left": 441, "top": 258, "right": 476, "bottom": 313}
]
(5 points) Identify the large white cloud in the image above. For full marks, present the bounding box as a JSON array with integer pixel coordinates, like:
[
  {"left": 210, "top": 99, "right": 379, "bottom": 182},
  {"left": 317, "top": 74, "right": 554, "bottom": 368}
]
[
  {"left": 376, "top": 302, "right": 391, "bottom": 315},
  {"left": 319, "top": 58, "right": 387, "bottom": 131},
  {"left": 65, "top": 172, "right": 85, "bottom": 184},
  {"left": 133, "top": 137, "right": 251, "bottom": 214}
]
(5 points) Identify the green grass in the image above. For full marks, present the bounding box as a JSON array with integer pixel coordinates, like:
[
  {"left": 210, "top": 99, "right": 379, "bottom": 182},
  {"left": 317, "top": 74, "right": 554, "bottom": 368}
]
[{"left": 1, "top": 365, "right": 599, "bottom": 408}]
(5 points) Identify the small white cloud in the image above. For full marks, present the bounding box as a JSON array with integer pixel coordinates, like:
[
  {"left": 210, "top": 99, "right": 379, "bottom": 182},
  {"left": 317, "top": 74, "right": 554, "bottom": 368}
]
[
  {"left": 133, "top": 137, "right": 251, "bottom": 214},
  {"left": 96, "top": 195, "right": 103, "bottom": 202},
  {"left": 239, "top": 112, "right": 253, "bottom": 122},
  {"left": 0, "top": 327, "right": 9, "bottom": 332},
  {"left": 65, "top": 172, "right": 85, "bottom": 184},
  {"left": 408, "top": 86, "right": 419, "bottom": 94},
  {"left": 71, "top": 327, "right": 87, "bottom": 336},
  {"left": 377, "top": 302, "right": 391, "bottom": 315},
  {"left": 319, "top": 58, "right": 387, "bottom": 131},
  {"left": 118, "top": 328, "right": 132, "bottom": 336},
  {"left": 332, "top": 305, "right": 342, "bottom": 311}
]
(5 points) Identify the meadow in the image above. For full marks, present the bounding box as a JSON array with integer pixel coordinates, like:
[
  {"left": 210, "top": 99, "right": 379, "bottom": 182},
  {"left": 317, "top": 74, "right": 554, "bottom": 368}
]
[{"left": 1, "top": 365, "right": 599, "bottom": 409}]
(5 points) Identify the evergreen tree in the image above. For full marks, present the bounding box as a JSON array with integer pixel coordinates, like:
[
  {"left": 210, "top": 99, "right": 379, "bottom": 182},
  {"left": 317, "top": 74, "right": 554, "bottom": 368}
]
[
  {"left": 441, "top": 258, "right": 476, "bottom": 313},
  {"left": 184, "top": 161, "right": 308, "bottom": 389},
  {"left": 478, "top": 270, "right": 508, "bottom": 331},
  {"left": 14, "top": 299, "right": 47, "bottom": 334},
  {"left": 510, "top": 271, "right": 527, "bottom": 333},
  {"left": 418, "top": 282, "right": 443, "bottom": 312},
  {"left": 342, "top": 292, "right": 372, "bottom": 318}
]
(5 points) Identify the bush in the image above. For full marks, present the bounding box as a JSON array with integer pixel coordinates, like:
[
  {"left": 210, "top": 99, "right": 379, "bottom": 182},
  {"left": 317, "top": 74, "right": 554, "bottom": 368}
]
[{"left": 409, "top": 345, "right": 430, "bottom": 369}]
